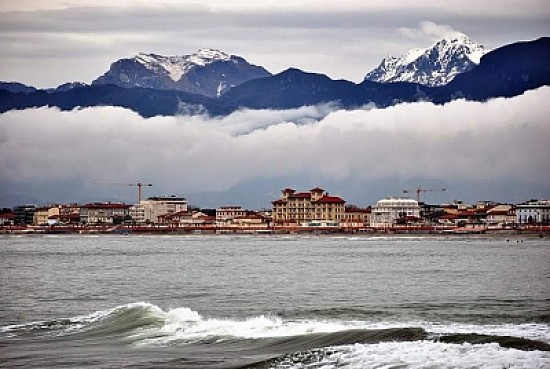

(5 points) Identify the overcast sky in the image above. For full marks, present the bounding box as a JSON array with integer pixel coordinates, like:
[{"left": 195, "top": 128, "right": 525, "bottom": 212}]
[
  {"left": 1, "top": 1, "right": 549, "bottom": 207},
  {"left": 1, "top": 0, "right": 549, "bottom": 87}
]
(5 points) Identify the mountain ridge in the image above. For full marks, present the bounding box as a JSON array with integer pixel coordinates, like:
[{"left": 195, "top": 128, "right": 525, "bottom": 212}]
[{"left": 0, "top": 37, "right": 548, "bottom": 117}]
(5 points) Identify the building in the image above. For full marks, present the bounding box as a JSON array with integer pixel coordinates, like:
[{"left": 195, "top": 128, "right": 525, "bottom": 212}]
[
  {"left": 159, "top": 210, "right": 215, "bottom": 227},
  {"left": 13, "top": 205, "right": 36, "bottom": 225},
  {"left": 33, "top": 207, "right": 51, "bottom": 226},
  {"left": 31, "top": 204, "right": 81, "bottom": 226},
  {"left": 370, "top": 197, "right": 420, "bottom": 227},
  {"left": 0, "top": 211, "right": 15, "bottom": 226},
  {"left": 342, "top": 206, "right": 371, "bottom": 227},
  {"left": 516, "top": 200, "right": 550, "bottom": 224},
  {"left": 272, "top": 187, "right": 346, "bottom": 226},
  {"left": 216, "top": 206, "right": 248, "bottom": 226},
  {"left": 80, "top": 203, "right": 130, "bottom": 225},
  {"left": 486, "top": 204, "right": 515, "bottom": 227},
  {"left": 232, "top": 212, "right": 271, "bottom": 228},
  {"left": 139, "top": 196, "right": 188, "bottom": 224}
]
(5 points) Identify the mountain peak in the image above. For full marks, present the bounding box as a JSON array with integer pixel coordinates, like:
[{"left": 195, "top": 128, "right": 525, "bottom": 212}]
[
  {"left": 133, "top": 49, "right": 232, "bottom": 82},
  {"left": 364, "top": 34, "right": 487, "bottom": 86}
]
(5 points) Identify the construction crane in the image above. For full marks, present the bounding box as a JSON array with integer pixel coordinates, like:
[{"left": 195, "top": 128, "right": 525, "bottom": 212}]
[
  {"left": 403, "top": 187, "right": 446, "bottom": 203},
  {"left": 94, "top": 182, "right": 153, "bottom": 204},
  {"left": 125, "top": 182, "right": 153, "bottom": 204}
]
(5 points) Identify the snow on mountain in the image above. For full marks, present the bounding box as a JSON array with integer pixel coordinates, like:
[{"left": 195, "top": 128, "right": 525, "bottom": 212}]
[
  {"left": 134, "top": 49, "right": 231, "bottom": 82},
  {"left": 93, "top": 49, "right": 271, "bottom": 98},
  {"left": 364, "top": 34, "right": 487, "bottom": 87}
]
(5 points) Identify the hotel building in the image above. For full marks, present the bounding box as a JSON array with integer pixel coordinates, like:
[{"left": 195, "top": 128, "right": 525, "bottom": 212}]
[{"left": 272, "top": 187, "right": 346, "bottom": 226}]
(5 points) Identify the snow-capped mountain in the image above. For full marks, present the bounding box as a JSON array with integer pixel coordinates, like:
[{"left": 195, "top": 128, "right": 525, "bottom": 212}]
[
  {"left": 93, "top": 49, "right": 271, "bottom": 97},
  {"left": 364, "top": 35, "right": 486, "bottom": 87}
]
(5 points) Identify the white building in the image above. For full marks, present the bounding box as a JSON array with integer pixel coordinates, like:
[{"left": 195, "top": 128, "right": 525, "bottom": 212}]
[
  {"left": 370, "top": 197, "right": 420, "bottom": 227},
  {"left": 139, "top": 196, "right": 188, "bottom": 224},
  {"left": 516, "top": 200, "right": 550, "bottom": 224}
]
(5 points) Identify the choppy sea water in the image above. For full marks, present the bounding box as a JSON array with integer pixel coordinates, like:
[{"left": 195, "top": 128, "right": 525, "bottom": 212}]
[{"left": 0, "top": 235, "right": 548, "bottom": 368}]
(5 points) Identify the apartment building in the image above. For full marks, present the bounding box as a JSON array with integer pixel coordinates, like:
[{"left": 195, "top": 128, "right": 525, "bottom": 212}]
[
  {"left": 80, "top": 203, "right": 130, "bottom": 224},
  {"left": 138, "top": 196, "right": 188, "bottom": 224},
  {"left": 272, "top": 187, "right": 346, "bottom": 226},
  {"left": 342, "top": 206, "right": 371, "bottom": 227},
  {"left": 216, "top": 206, "right": 248, "bottom": 226}
]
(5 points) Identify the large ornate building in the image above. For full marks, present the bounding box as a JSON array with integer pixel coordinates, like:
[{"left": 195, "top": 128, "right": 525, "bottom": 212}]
[
  {"left": 272, "top": 187, "right": 346, "bottom": 226},
  {"left": 516, "top": 199, "right": 550, "bottom": 224}
]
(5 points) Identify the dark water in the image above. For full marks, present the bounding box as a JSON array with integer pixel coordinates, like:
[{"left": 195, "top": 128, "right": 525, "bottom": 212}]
[{"left": 1, "top": 235, "right": 549, "bottom": 368}]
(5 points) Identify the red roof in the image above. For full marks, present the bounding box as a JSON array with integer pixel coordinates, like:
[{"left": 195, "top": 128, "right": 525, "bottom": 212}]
[
  {"left": 316, "top": 195, "right": 345, "bottom": 204},
  {"left": 291, "top": 192, "right": 311, "bottom": 198},
  {"left": 487, "top": 210, "right": 510, "bottom": 216},
  {"left": 345, "top": 206, "right": 370, "bottom": 213}
]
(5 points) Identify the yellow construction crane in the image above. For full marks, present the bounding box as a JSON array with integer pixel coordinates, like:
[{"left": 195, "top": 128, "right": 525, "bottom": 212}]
[{"left": 403, "top": 187, "right": 446, "bottom": 203}]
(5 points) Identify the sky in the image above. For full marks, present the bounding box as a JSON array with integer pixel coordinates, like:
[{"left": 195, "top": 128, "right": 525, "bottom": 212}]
[
  {"left": 0, "top": 1, "right": 549, "bottom": 208},
  {"left": 0, "top": 0, "right": 549, "bottom": 87}
]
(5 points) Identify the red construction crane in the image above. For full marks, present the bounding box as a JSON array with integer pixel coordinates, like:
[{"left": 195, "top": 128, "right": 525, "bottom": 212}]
[{"left": 403, "top": 187, "right": 446, "bottom": 203}]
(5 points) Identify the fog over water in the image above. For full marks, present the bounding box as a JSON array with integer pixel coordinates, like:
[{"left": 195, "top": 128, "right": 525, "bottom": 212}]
[{"left": 1, "top": 87, "right": 549, "bottom": 207}]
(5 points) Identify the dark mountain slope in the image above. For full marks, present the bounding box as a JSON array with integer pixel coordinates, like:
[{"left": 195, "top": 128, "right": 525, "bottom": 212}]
[
  {"left": 220, "top": 68, "right": 359, "bottom": 109},
  {"left": 0, "top": 84, "right": 232, "bottom": 117}
]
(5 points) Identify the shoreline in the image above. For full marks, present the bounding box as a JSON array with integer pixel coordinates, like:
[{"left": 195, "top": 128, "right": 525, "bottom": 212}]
[{"left": 1, "top": 225, "right": 547, "bottom": 237}]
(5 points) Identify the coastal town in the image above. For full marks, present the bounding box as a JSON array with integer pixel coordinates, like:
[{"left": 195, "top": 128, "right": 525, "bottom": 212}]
[{"left": 1, "top": 187, "right": 549, "bottom": 235}]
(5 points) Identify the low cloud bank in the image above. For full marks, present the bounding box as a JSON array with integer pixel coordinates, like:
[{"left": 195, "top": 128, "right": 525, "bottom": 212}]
[{"left": 1, "top": 87, "right": 549, "bottom": 204}]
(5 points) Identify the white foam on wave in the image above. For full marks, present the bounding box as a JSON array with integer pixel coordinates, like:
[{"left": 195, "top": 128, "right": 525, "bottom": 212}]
[
  {"left": 3, "top": 302, "right": 549, "bottom": 350},
  {"left": 136, "top": 310, "right": 357, "bottom": 346},
  {"left": 276, "top": 341, "right": 550, "bottom": 369},
  {"left": 130, "top": 304, "right": 550, "bottom": 347}
]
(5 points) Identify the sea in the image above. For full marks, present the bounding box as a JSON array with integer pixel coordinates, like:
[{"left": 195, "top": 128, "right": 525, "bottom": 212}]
[{"left": 0, "top": 234, "right": 548, "bottom": 368}]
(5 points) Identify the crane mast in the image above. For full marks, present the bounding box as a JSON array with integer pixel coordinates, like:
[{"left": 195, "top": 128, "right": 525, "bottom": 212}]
[{"left": 129, "top": 182, "right": 153, "bottom": 205}]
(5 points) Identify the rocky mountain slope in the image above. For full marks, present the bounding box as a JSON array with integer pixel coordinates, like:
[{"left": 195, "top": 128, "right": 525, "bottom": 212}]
[
  {"left": 364, "top": 35, "right": 486, "bottom": 87},
  {"left": 92, "top": 49, "right": 271, "bottom": 98}
]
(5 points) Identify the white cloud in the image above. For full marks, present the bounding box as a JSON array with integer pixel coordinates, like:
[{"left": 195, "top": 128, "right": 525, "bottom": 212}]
[
  {"left": 1, "top": 88, "right": 549, "bottom": 201},
  {"left": 399, "top": 21, "right": 464, "bottom": 43}
]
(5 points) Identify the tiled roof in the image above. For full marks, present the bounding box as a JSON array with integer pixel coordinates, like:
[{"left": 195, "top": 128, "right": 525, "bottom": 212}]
[{"left": 316, "top": 195, "right": 345, "bottom": 204}]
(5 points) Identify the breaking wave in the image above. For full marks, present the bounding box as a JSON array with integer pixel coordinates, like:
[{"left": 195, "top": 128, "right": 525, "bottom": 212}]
[{"left": 2, "top": 302, "right": 549, "bottom": 368}]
